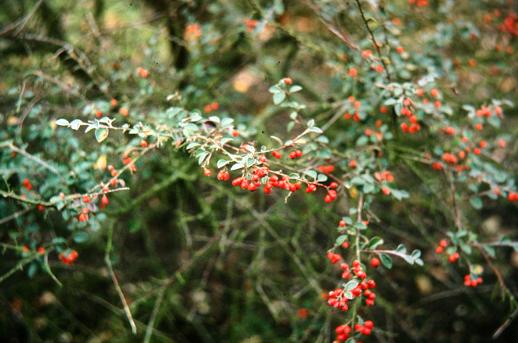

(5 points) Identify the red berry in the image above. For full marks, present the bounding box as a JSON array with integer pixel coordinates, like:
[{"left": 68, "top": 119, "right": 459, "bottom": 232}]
[{"left": 370, "top": 257, "right": 380, "bottom": 268}]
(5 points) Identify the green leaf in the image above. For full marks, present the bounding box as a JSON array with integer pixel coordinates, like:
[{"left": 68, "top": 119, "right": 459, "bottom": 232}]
[
  {"left": 469, "top": 197, "right": 483, "bottom": 210},
  {"left": 217, "top": 159, "right": 229, "bottom": 168},
  {"left": 344, "top": 279, "right": 359, "bottom": 291},
  {"left": 317, "top": 174, "right": 328, "bottom": 182},
  {"left": 230, "top": 163, "right": 244, "bottom": 171},
  {"left": 27, "top": 263, "right": 38, "bottom": 278},
  {"left": 307, "top": 126, "right": 323, "bottom": 134},
  {"left": 483, "top": 245, "right": 496, "bottom": 258},
  {"left": 273, "top": 91, "right": 286, "bottom": 105},
  {"left": 368, "top": 237, "right": 384, "bottom": 249},
  {"left": 197, "top": 151, "right": 209, "bottom": 165},
  {"left": 73, "top": 231, "right": 89, "bottom": 243},
  {"left": 304, "top": 170, "right": 317, "bottom": 179},
  {"left": 380, "top": 253, "right": 392, "bottom": 269},
  {"left": 56, "top": 118, "right": 70, "bottom": 126},
  {"left": 95, "top": 128, "right": 109, "bottom": 143},
  {"left": 289, "top": 85, "right": 302, "bottom": 93},
  {"left": 356, "top": 136, "right": 368, "bottom": 146}
]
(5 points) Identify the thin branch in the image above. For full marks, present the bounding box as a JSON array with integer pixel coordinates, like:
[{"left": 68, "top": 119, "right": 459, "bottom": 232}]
[
  {"left": 105, "top": 224, "right": 137, "bottom": 334},
  {"left": 492, "top": 308, "right": 518, "bottom": 339},
  {"left": 354, "top": 0, "right": 391, "bottom": 80},
  {"left": 144, "top": 285, "right": 167, "bottom": 343},
  {"left": 0, "top": 142, "right": 59, "bottom": 174},
  {"left": 0, "top": 208, "right": 30, "bottom": 226}
]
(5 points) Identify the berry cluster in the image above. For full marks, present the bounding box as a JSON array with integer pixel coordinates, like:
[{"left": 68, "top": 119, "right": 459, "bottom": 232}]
[
  {"left": 59, "top": 250, "right": 79, "bottom": 265},
  {"left": 399, "top": 97, "right": 421, "bottom": 134},
  {"left": 464, "top": 274, "right": 483, "bottom": 288},
  {"left": 325, "top": 249, "right": 378, "bottom": 341},
  {"left": 206, "top": 157, "right": 340, "bottom": 202},
  {"left": 22, "top": 178, "right": 33, "bottom": 191},
  {"left": 334, "top": 320, "right": 375, "bottom": 342},
  {"left": 434, "top": 239, "right": 460, "bottom": 263}
]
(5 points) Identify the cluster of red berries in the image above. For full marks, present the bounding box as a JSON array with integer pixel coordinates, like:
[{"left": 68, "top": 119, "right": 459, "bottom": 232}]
[
  {"left": 399, "top": 98, "right": 421, "bottom": 134},
  {"left": 207, "top": 161, "right": 340, "bottom": 203},
  {"left": 122, "top": 154, "right": 137, "bottom": 173},
  {"left": 476, "top": 105, "right": 503, "bottom": 118},
  {"left": 434, "top": 239, "right": 449, "bottom": 254},
  {"left": 59, "top": 250, "right": 79, "bottom": 265},
  {"left": 464, "top": 274, "right": 483, "bottom": 287},
  {"left": 326, "top": 257, "right": 378, "bottom": 309},
  {"left": 363, "top": 128, "right": 384, "bottom": 142},
  {"left": 435, "top": 239, "right": 460, "bottom": 263},
  {"left": 203, "top": 102, "right": 219, "bottom": 113},
  {"left": 78, "top": 193, "right": 109, "bottom": 222},
  {"left": 22, "top": 178, "right": 33, "bottom": 191},
  {"left": 288, "top": 150, "right": 303, "bottom": 159},
  {"left": 22, "top": 245, "right": 46, "bottom": 255},
  {"left": 343, "top": 96, "right": 362, "bottom": 122},
  {"left": 334, "top": 320, "right": 374, "bottom": 342}
]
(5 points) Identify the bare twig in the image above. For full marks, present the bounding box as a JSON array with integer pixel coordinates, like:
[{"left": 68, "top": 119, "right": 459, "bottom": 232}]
[
  {"left": 0, "top": 142, "right": 59, "bottom": 174},
  {"left": 105, "top": 224, "right": 137, "bottom": 334},
  {"left": 354, "top": 0, "right": 391, "bottom": 80},
  {"left": 492, "top": 308, "right": 518, "bottom": 339},
  {"left": 0, "top": 208, "right": 30, "bottom": 226}
]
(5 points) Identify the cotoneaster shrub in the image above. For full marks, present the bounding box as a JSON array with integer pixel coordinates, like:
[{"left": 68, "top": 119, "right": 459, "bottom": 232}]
[{"left": 1, "top": 0, "right": 517, "bottom": 342}]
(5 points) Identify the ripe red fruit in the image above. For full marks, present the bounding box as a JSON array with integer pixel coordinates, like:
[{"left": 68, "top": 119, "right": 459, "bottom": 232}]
[
  {"left": 140, "top": 140, "right": 149, "bottom": 148},
  {"left": 59, "top": 250, "right": 79, "bottom": 265},
  {"left": 448, "top": 252, "right": 460, "bottom": 263},
  {"left": 217, "top": 170, "right": 230, "bottom": 181},
  {"left": 136, "top": 67, "right": 149, "bottom": 78},
  {"left": 82, "top": 195, "right": 91, "bottom": 203},
  {"left": 282, "top": 77, "right": 293, "bottom": 85},
  {"left": 271, "top": 151, "right": 282, "bottom": 159},
  {"left": 22, "top": 178, "right": 33, "bottom": 191},
  {"left": 364, "top": 320, "right": 374, "bottom": 329},
  {"left": 370, "top": 257, "right": 380, "bottom": 268},
  {"left": 326, "top": 251, "right": 342, "bottom": 264},
  {"left": 231, "top": 177, "right": 243, "bottom": 187},
  {"left": 348, "top": 159, "right": 357, "bottom": 169},
  {"left": 100, "top": 194, "right": 109, "bottom": 209},
  {"left": 306, "top": 184, "right": 317, "bottom": 193}
]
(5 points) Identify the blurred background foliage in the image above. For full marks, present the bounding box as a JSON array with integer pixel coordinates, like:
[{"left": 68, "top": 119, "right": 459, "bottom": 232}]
[{"left": 0, "top": 0, "right": 517, "bottom": 342}]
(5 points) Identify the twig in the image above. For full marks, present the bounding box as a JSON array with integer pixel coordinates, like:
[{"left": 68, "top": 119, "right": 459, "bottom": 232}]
[
  {"left": 354, "top": 0, "right": 391, "bottom": 81},
  {"left": 492, "top": 308, "right": 518, "bottom": 339},
  {"left": 144, "top": 285, "right": 167, "bottom": 343},
  {"left": 105, "top": 224, "right": 137, "bottom": 334},
  {"left": 0, "top": 208, "right": 30, "bottom": 226},
  {"left": 0, "top": 142, "right": 59, "bottom": 174},
  {"left": 355, "top": 194, "right": 364, "bottom": 261}
]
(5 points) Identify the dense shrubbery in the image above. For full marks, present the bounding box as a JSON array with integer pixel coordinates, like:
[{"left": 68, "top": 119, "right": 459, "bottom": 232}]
[{"left": 1, "top": 0, "right": 517, "bottom": 342}]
